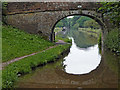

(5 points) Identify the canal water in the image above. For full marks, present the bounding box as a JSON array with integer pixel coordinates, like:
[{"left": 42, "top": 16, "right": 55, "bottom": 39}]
[
  {"left": 15, "top": 31, "right": 118, "bottom": 88},
  {"left": 63, "top": 38, "right": 101, "bottom": 75}
]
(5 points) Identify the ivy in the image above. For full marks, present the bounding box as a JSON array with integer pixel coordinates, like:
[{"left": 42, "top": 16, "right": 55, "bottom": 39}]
[
  {"left": 2, "top": 2, "right": 8, "bottom": 10},
  {"left": 98, "top": 2, "right": 120, "bottom": 27}
]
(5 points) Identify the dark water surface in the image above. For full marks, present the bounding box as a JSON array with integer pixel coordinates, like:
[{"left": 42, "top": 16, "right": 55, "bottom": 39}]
[{"left": 16, "top": 32, "right": 118, "bottom": 88}]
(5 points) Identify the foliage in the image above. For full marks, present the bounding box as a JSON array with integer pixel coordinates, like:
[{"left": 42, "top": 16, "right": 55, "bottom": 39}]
[
  {"left": 84, "top": 19, "right": 100, "bottom": 29},
  {"left": 71, "top": 30, "right": 98, "bottom": 48},
  {"left": 98, "top": 2, "right": 120, "bottom": 27},
  {"left": 2, "top": 2, "right": 8, "bottom": 10},
  {"left": 55, "top": 15, "right": 99, "bottom": 30},
  {"left": 2, "top": 44, "right": 71, "bottom": 88},
  {"left": 71, "top": 16, "right": 80, "bottom": 27},
  {"left": 104, "top": 28, "right": 119, "bottom": 53},
  {"left": 55, "top": 29, "right": 72, "bottom": 43},
  {"left": 71, "top": 16, "right": 92, "bottom": 29},
  {"left": 62, "top": 18, "right": 69, "bottom": 27},
  {"left": 78, "top": 28, "right": 101, "bottom": 38},
  {"left": 54, "top": 27, "right": 63, "bottom": 32},
  {"left": 56, "top": 18, "right": 69, "bottom": 28},
  {"left": 72, "top": 23, "right": 79, "bottom": 30},
  {"left": 2, "top": 25, "right": 54, "bottom": 62},
  {"left": 76, "top": 16, "right": 91, "bottom": 28},
  {"left": 55, "top": 35, "right": 72, "bottom": 44},
  {"left": 98, "top": 2, "right": 120, "bottom": 54},
  {"left": 56, "top": 22, "right": 64, "bottom": 27},
  {"left": 2, "top": 2, "right": 8, "bottom": 24}
]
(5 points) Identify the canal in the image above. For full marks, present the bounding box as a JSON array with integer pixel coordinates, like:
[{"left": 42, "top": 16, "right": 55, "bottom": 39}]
[{"left": 15, "top": 30, "right": 118, "bottom": 88}]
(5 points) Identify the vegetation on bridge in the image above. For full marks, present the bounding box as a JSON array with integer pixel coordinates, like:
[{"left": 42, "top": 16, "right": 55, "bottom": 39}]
[
  {"left": 104, "top": 28, "right": 119, "bottom": 53},
  {"left": 98, "top": 2, "right": 120, "bottom": 27},
  {"left": 98, "top": 2, "right": 120, "bottom": 53}
]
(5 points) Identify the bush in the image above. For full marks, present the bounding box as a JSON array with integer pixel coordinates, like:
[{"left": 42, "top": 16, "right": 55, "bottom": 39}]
[{"left": 104, "top": 28, "right": 119, "bottom": 53}]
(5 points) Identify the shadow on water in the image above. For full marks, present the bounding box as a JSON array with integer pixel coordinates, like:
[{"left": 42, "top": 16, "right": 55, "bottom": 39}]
[{"left": 15, "top": 30, "right": 118, "bottom": 88}]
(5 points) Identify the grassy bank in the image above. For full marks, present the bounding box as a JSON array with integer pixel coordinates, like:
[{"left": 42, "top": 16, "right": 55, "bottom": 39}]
[
  {"left": 2, "top": 25, "right": 54, "bottom": 62},
  {"left": 55, "top": 35, "right": 72, "bottom": 43},
  {"left": 2, "top": 44, "right": 71, "bottom": 88},
  {"left": 104, "top": 28, "right": 120, "bottom": 53},
  {"left": 54, "top": 28, "right": 72, "bottom": 43},
  {"left": 54, "top": 27, "right": 63, "bottom": 33}
]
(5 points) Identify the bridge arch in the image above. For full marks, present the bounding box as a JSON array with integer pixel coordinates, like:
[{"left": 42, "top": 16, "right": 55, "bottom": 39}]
[
  {"left": 51, "top": 11, "right": 105, "bottom": 42},
  {"left": 5, "top": 2, "right": 107, "bottom": 42}
]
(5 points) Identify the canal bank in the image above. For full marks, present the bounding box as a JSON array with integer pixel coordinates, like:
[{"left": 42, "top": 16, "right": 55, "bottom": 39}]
[
  {"left": 2, "top": 25, "right": 72, "bottom": 88},
  {"left": 15, "top": 37, "right": 118, "bottom": 88},
  {"left": 2, "top": 44, "right": 71, "bottom": 88}
]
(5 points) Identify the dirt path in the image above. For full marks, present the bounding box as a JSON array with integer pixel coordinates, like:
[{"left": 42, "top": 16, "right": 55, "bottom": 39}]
[
  {"left": 0, "top": 40, "right": 67, "bottom": 70},
  {"left": 55, "top": 40, "right": 67, "bottom": 45}
]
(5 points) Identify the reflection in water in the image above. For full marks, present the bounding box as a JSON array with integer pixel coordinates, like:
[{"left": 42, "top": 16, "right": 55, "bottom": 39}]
[
  {"left": 16, "top": 30, "right": 118, "bottom": 88},
  {"left": 71, "top": 30, "right": 98, "bottom": 48},
  {"left": 63, "top": 38, "right": 101, "bottom": 74},
  {"left": 16, "top": 48, "right": 118, "bottom": 88}
]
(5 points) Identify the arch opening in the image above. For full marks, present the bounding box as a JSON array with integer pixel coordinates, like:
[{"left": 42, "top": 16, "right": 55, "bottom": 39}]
[
  {"left": 52, "top": 14, "right": 104, "bottom": 42},
  {"left": 52, "top": 14, "right": 103, "bottom": 74}
]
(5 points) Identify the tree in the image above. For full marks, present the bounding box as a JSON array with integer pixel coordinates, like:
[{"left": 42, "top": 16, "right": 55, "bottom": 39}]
[
  {"left": 98, "top": 2, "right": 120, "bottom": 27},
  {"left": 76, "top": 16, "right": 91, "bottom": 28},
  {"left": 84, "top": 19, "right": 100, "bottom": 29},
  {"left": 73, "top": 23, "right": 79, "bottom": 30},
  {"left": 71, "top": 16, "right": 80, "bottom": 27},
  {"left": 56, "top": 22, "right": 63, "bottom": 27},
  {"left": 61, "top": 18, "right": 69, "bottom": 28}
]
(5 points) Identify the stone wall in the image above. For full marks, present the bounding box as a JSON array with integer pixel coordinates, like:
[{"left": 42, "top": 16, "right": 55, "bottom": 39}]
[
  {"left": 5, "top": 2, "right": 105, "bottom": 41},
  {"left": 5, "top": 2, "right": 101, "bottom": 15}
]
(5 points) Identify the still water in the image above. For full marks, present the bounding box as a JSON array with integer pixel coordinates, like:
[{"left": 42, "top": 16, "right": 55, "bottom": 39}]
[
  {"left": 63, "top": 38, "right": 101, "bottom": 74},
  {"left": 16, "top": 31, "right": 118, "bottom": 88}
]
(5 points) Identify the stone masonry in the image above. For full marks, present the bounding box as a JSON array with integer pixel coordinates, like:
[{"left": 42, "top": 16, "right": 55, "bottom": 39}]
[{"left": 4, "top": 2, "right": 106, "bottom": 41}]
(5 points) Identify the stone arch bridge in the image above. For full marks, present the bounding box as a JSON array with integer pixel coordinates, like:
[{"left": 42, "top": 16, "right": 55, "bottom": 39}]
[{"left": 4, "top": 2, "right": 108, "bottom": 41}]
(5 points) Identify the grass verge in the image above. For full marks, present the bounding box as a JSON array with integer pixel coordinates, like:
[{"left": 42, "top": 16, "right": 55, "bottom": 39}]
[
  {"left": 55, "top": 35, "right": 72, "bottom": 43},
  {"left": 2, "top": 25, "right": 54, "bottom": 62},
  {"left": 2, "top": 44, "right": 71, "bottom": 88},
  {"left": 54, "top": 27, "right": 63, "bottom": 33}
]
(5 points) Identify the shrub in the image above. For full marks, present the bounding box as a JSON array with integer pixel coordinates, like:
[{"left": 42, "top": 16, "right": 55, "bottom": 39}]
[{"left": 104, "top": 28, "right": 119, "bottom": 53}]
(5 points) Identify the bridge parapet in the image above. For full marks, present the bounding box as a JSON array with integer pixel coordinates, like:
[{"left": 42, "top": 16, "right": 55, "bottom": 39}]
[{"left": 5, "top": 2, "right": 101, "bottom": 15}]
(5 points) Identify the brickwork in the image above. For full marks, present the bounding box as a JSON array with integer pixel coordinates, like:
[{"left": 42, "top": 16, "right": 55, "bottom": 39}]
[
  {"left": 5, "top": 2, "right": 106, "bottom": 41},
  {"left": 6, "top": 2, "right": 100, "bottom": 14}
]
